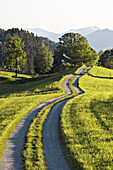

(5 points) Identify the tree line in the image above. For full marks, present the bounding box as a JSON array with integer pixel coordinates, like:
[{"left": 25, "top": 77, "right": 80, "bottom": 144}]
[
  {"left": 0, "top": 28, "right": 54, "bottom": 75},
  {"left": 98, "top": 49, "right": 113, "bottom": 69},
  {"left": 0, "top": 28, "right": 102, "bottom": 76}
]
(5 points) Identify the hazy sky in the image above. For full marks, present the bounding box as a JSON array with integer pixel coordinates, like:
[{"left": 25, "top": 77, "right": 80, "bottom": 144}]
[{"left": 1, "top": 0, "right": 113, "bottom": 33}]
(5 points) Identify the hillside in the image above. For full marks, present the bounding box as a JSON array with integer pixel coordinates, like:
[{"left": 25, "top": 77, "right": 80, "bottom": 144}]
[
  {"left": 1, "top": 66, "right": 113, "bottom": 169},
  {"left": 25, "top": 26, "right": 100, "bottom": 42},
  {"left": 60, "top": 66, "right": 113, "bottom": 169},
  {"left": 0, "top": 66, "right": 78, "bottom": 165},
  {"left": 67, "top": 26, "right": 100, "bottom": 36},
  {"left": 40, "top": 37, "right": 57, "bottom": 52},
  {"left": 25, "top": 27, "right": 61, "bottom": 42},
  {"left": 87, "top": 29, "right": 113, "bottom": 51},
  {"left": 0, "top": 28, "right": 56, "bottom": 74}
]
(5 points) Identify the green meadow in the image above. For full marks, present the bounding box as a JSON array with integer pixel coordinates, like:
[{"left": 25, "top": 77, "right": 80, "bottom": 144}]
[
  {"left": 0, "top": 67, "right": 79, "bottom": 164},
  {"left": 60, "top": 66, "right": 113, "bottom": 170},
  {"left": 23, "top": 66, "right": 85, "bottom": 170}
]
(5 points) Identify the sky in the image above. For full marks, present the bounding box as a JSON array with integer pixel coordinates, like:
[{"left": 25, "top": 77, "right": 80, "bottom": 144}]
[{"left": 1, "top": 0, "right": 113, "bottom": 33}]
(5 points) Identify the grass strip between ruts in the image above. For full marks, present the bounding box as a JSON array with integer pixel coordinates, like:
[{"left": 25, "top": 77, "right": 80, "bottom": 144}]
[
  {"left": 23, "top": 66, "right": 85, "bottom": 170},
  {"left": 0, "top": 74, "right": 70, "bottom": 165},
  {"left": 0, "top": 67, "right": 79, "bottom": 165}
]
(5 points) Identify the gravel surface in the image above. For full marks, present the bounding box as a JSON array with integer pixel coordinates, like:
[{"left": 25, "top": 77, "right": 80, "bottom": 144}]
[
  {"left": 0, "top": 67, "right": 88, "bottom": 170},
  {"left": 42, "top": 67, "right": 90, "bottom": 170},
  {"left": 0, "top": 95, "right": 71, "bottom": 170},
  {"left": 0, "top": 72, "right": 79, "bottom": 170},
  {"left": 0, "top": 103, "right": 47, "bottom": 170},
  {"left": 43, "top": 99, "right": 71, "bottom": 170}
]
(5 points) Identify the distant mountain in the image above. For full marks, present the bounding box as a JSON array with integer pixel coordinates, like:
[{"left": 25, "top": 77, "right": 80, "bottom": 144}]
[
  {"left": 25, "top": 28, "right": 61, "bottom": 42},
  {"left": 86, "top": 29, "right": 113, "bottom": 51},
  {"left": 40, "top": 37, "right": 58, "bottom": 52},
  {"left": 25, "top": 27, "right": 113, "bottom": 52},
  {"left": 67, "top": 26, "right": 100, "bottom": 36},
  {"left": 25, "top": 26, "right": 100, "bottom": 42}
]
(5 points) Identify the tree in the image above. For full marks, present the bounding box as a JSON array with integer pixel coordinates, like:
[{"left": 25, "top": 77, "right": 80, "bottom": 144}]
[
  {"left": 34, "top": 42, "right": 54, "bottom": 73},
  {"left": 100, "top": 49, "right": 113, "bottom": 69},
  {"left": 104, "top": 56, "right": 113, "bottom": 69},
  {"left": 54, "top": 33, "right": 99, "bottom": 67},
  {"left": 5, "top": 36, "right": 27, "bottom": 77},
  {"left": 0, "top": 28, "right": 55, "bottom": 73}
]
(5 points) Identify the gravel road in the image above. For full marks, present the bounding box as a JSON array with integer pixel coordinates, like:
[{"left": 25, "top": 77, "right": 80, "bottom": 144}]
[
  {"left": 0, "top": 67, "right": 88, "bottom": 170},
  {"left": 42, "top": 67, "right": 91, "bottom": 170},
  {"left": 43, "top": 68, "right": 89, "bottom": 170},
  {"left": 42, "top": 76, "right": 83, "bottom": 170}
]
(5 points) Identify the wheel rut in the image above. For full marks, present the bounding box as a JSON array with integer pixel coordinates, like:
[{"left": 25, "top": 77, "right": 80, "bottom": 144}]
[{"left": 43, "top": 67, "right": 91, "bottom": 170}]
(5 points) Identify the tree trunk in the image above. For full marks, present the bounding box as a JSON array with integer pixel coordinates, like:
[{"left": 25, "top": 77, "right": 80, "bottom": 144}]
[
  {"left": 15, "top": 59, "right": 18, "bottom": 77},
  {"left": 15, "top": 70, "right": 17, "bottom": 77}
]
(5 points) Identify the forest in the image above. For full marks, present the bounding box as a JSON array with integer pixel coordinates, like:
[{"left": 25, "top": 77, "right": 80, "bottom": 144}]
[
  {"left": 0, "top": 28, "right": 55, "bottom": 74},
  {"left": 0, "top": 28, "right": 113, "bottom": 76},
  {"left": 0, "top": 28, "right": 101, "bottom": 76}
]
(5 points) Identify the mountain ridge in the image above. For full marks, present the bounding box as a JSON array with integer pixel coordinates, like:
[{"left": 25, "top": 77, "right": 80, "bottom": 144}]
[
  {"left": 86, "top": 28, "right": 113, "bottom": 51},
  {"left": 25, "top": 26, "right": 113, "bottom": 52},
  {"left": 25, "top": 26, "right": 100, "bottom": 42}
]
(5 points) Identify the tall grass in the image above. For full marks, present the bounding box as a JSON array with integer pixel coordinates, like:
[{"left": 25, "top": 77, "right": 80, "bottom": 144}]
[{"left": 60, "top": 66, "right": 113, "bottom": 169}]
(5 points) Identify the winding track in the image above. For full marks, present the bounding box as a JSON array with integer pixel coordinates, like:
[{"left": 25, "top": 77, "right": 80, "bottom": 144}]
[
  {"left": 43, "top": 68, "right": 91, "bottom": 170},
  {"left": 0, "top": 67, "right": 89, "bottom": 170}
]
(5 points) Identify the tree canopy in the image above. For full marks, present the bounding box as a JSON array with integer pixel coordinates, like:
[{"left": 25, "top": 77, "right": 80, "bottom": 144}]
[
  {"left": 54, "top": 33, "right": 99, "bottom": 67},
  {"left": 34, "top": 42, "right": 54, "bottom": 73},
  {"left": 5, "top": 36, "right": 26, "bottom": 77},
  {"left": 99, "top": 49, "right": 113, "bottom": 69},
  {"left": 0, "top": 28, "right": 55, "bottom": 74}
]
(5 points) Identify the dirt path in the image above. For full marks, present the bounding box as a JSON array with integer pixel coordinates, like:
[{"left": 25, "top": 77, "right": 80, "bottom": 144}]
[
  {"left": 0, "top": 95, "right": 72, "bottom": 170},
  {"left": 43, "top": 68, "right": 91, "bottom": 170},
  {"left": 0, "top": 67, "right": 87, "bottom": 170}
]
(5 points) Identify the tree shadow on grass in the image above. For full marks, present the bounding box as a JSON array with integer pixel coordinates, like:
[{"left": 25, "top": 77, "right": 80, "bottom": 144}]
[
  {"left": 88, "top": 73, "right": 113, "bottom": 79},
  {"left": 0, "top": 74, "right": 62, "bottom": 98},
  {"left": 0, "top": 77, "right": 9, "bottom": 84},
  {"left": 34, "top": 88, "right": 60, "bottom": 94},
  {"left": 0, "top": 66, "right": 79, "bottom": 97},
  {"left": 0, "top": 77, "right": 8, "bottom": 80},
  {"left": 90, "top": 96, "right": 113, "bottom": 134}
]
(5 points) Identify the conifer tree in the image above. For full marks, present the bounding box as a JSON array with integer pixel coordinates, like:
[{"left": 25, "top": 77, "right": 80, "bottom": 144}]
[{"left": 34, "top": 42, "right": 54, "bottom": 73}]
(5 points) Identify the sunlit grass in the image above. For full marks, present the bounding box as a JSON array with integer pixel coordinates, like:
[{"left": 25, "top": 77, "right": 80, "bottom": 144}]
[
  {"left": 60, "top": 66, "right": 113, "bottom": 169},
  {"left": 0, "top": 66, "right": 79, "bottom": 164},
  {"left": 23, "top": 66, "right": 85, "bottom": 170},
  {"left": 79, "top": 74, "right": 113, "bottom": 93},
  {"left": 89, "top": 66, "right": 113, "bottom": 77}
]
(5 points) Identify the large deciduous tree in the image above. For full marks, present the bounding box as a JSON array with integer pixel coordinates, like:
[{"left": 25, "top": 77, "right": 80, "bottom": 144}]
[
  {"left": 34, "top": 42, "right": 54, "bottom": 73},
  {"left": 54, "top": 33, "right": 99, "bottom": 66},
  {"left": 5, "top": 36, "right": 27, "bottom": 77},
  {"left": 99, "top": 49, "right": 113, "bottom": 69}
]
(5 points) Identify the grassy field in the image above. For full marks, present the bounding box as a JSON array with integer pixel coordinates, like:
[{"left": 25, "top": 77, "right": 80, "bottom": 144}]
[
  {"left": 60, "top": 66, "right": 113, "bottom": 170},
  {"left": 88, "top": 66, "right": 113, "bottom": 78},
  {"left": 0, "top": 66, "right": 80, "bottom": 164},
  {"left": 22, "top": 66, "right": 86, "bottom": 170}
]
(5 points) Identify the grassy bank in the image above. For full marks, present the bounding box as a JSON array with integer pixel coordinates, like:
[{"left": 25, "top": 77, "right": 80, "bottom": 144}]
[
  {"left": 60, "top": 66, "right": 113, "bottom": 169},
  {"left": 23, "top": 66, "right": 85, "bottom": 170},
  {"left": 88, "top": 66, "right": 113, "bottom": 78},
  {"left": 0, "top": 67, "right": 80, "bottom": 164}
]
